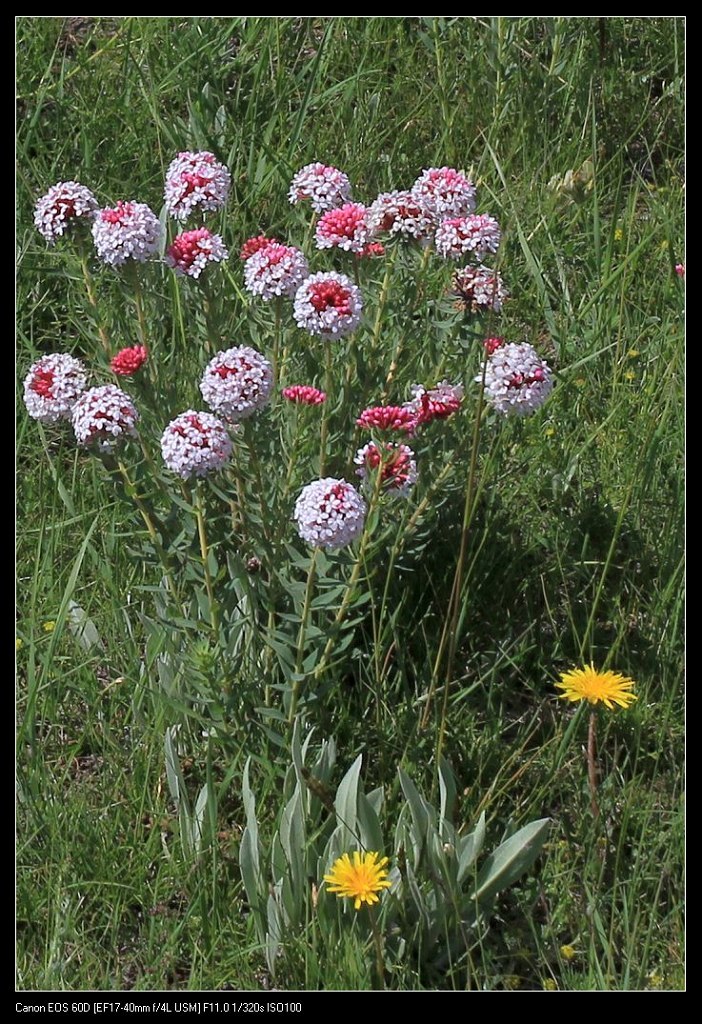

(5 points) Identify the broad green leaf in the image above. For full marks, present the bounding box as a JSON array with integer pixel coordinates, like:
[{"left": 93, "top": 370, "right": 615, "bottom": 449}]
[
  {"left": 334, "top": 754, "right": 363, "bottom": 849},
  {"left": 457, "top": 811, "right": 487, "bottom": 885},
  {"left": 470, "top": 818, "right": 550, "bottom": 907}
]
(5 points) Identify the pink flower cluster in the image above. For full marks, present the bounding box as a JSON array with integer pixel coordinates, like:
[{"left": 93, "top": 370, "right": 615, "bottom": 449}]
[
  {"left": 354, "top": 441, "right": 417, "bottom": 497},
  {"left": 34, "top": 181, "right": 97, "bottom": 244},
  {"left": 92, "top": 201, "right": 162, "bottom": 266},
  {"left": 406, "top": 381, "right": 464, "bottom": 426},
  {"left": 294, "top": 478, "right": 367, "bottom": 549},
  {"left": 200, "top": 346, "right": 273, "bottom": 422},
  {"left": 244, "top": 243, "right": 309, "bottom": 300},
  {"left": 23, "top": 353, "right": 87, "bottom": 424},
  {"left": 452, "top": 265, "right": 508, "bottom": 314},
  {"left": 315, "top": 203, "right": 369, "bottom": 253},
  {"left": 240, "top": 235, "right": 279, "bottom": 261},
  {"left": 111, "top": 345, "right": 148, "bottom": 376},
  {"left": 71, "top": 385, "right": 139, "bottom": 450},
  {"left": 166, "top": 228, "right": 229, "bottom": 278},
  {"left": 356, "top": 406, "right": 417, "bottom": 434},
  {"left": 293, "top": 272, "right": 362, "bottom": 338},
  {"left": 164, "top": 151, "right": 231, "bottom": 221},
  {"left": 282, "top": 385, "right": 326, "bottom": 406},
  {"left": 479, "top": 342, "right": 553, "bottom": 416},
  {"left": 288, "top": 162, "right": 352, "bottom": 213},
  {"left": 435, "top": 214, "right": 501, "bottom": 261},
  {"left": 366, "top": 190, "right": 434, "bottom": 242},
  {"left": 160, "top": 410, "right": 232, "bottom": 478}
]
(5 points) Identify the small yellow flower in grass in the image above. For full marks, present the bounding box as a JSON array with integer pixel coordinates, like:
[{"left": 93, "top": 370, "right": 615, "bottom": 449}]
[
  {"left": 560, "top": 943, "right": 577, "bottom": 960},
  {"left": 43, "top": 620, "right": 56, "bottom": 633},
  {"left": 614, "top": 227, "right": 624, "bottom": 242},
  {"left": 323, "top": 850, "right": 392, "bottom": 910},
  {"left": 624, "top": 371, "right": 636, "bottom": 381},
  {"left": 555, "top": 663, "right": 637, "bottom": 710},
  {"left": 627, "top": 348, "right": 640, "bottom": 358},
  {"left": 542, "top": 978, "right": 558, "bottom": 991},
  {"left": 16, "top": 638, "right": 23, "bottom": 651}
]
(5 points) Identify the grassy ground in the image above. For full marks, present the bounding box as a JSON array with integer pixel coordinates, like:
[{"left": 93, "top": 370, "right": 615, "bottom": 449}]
[{"left": 16, "top": 17, "right": 684, "bottom": 991}]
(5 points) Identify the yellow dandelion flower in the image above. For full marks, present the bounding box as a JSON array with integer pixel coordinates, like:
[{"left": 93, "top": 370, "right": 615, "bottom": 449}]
[
  {"left": 560, "top": 944, "right": 577, "bottom": 960},
  {"left": 614, "top": 227, "right": 623, "bottom": 242},
  {"left": 555, "top": 664, "right": 637, "bottom": 710},
  {"left": 544, "top": 425, "right": 556, "bottom": 437},
  {"left": 323, "top": 850, "right": 392, "bottom": 910},
  {"left": 16, "top": 638, "right": 23, "bottom": 651},
  {"left": 43, "top": 620, "right": 56, "bottom": 633},
  {"left": 627, "top": 348, "right": 640, "bottom": 358},
  {"left": 624, "top": 371, "right": 636, "bottom": 381},
  {"left": 542, "top": 978, "right": 558, "bottom": 991}
]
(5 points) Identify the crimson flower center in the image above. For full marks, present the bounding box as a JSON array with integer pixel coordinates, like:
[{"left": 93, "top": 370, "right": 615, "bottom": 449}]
[{"left": 309, "top": 282, "right": 351, "bottom": 313}]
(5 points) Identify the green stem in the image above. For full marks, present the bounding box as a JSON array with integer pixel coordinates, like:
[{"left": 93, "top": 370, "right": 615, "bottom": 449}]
[
  {"left": 587, "top": 710, "right": 600, "bottom": 820},
  {"left": 80, "top": 254, "right": 110, "bottom": 356},
  {"left": 318, "top": 344, "right": 333, "bottom": 475},
  {"left": 313, "top": 461, "right": 385, "bottom": 683},
  {"left": 116, "top": 459, "right": 178, "bottom": 600},
  {"left": 272, "top": 298, "right": 283, "bottom": 383},
  {"left": 288, "top": 549, "right": 318, "bottom": 724},
  {"left": 421, "top": 346, "right": 489, "bottom": 736},
  {"left": 194, "top": 483, "right": 219, "bottom": 635},
  {"left": 369, "top": 910, "right": 386, "bottom": 990}
]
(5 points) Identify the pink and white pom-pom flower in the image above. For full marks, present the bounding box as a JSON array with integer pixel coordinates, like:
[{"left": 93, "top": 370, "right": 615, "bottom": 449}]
[
  {"left": 354, "top": 441, "right": 417, "bottom": 497},
  {"left": 365, "top": 190, "right": 435, "bottom": 241},
  {"left": 200, "top": 346, "right": 273, "bottom": 422},
  {"left": 243, "top": 243, "right": 309, "bottom": 300},
  {"left": 435, "top": 214, "right": 501, "bottom": 261},
  {"left": 480, "top": 342, "right": 553, "bottom": 417},
  {"left": 293, "top": 272, "right": 362, "bottom": 338},
  {"left": 452, "top": 265, "right": 508, "bottom": 314},
  {"left": 411, "top": 166, "right": 477, "bottom": 220},
  {"left": 166, "top": 228, "right": 228, "bottom": 278},
  {"left": 160, "top": 410, "right": 233, "bottom": 479},
  {"left": 315, "top": 203, "right": 369, "bottom": 253},
  {"left": 34, "top": 181, "right": 98, "bottom": 244},
  {"left": 240, "top": 235, "right": 279, "bottom": 261},
  {"left": 71, "top": 385, "right": 139, "bottom": 450},
  {"left": 294, "top": 478, "right": 367, "bottom": 550},
  {"left": 164, "top": 151, "right": 231, "bottom": 221},
  {"left": 405, "top": 381, "right": 464, "bottom": 426},
  {"left": 92, "top": 201, "right": 162, "bottom": 267},
  {"left": 23, "top": 353, "right": 88, "bottom": 424},
  {"left": 288, "top": 162, "right": 352, "bottom": 213}
]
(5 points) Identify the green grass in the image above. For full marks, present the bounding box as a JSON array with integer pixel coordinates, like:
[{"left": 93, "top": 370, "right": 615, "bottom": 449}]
[{"left": 17, "top": 17, "right": 684, "bottom": 992}]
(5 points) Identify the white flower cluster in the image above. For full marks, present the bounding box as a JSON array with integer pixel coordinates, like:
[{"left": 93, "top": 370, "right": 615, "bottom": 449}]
[
  {"left": 354, "top": 442, "right": 417, "bottom": 497},
  {"left": 166, "top": 228, "right": 229, "bottom": 278},
  {"left": 452, "top": 265, "right": 508, "bottom": 314},
  {"left": 480, "top": 342, "right": 553, "bottom": 416},
  {"left": 365, "top": 190, "right": 435, "bottom": 241},
  {"left": 288, "top": 162, "right": 352, "bottom": 213},
  {"left": 435, "top": 214, "right": 501, "bottom": 261},
  {"left": 71, "top": 385, "right": 139, "bottom": 449},
  {"left": 411, "top": 166, "right": 476, "bottom": 219},
  {"left": 243, "top": 244, "right": 309, "bottom": 300},
  {"left": 293, "top": 272, "right": 363, "bottom": 338},
  {"left": 23, "top": 353, "right": 88, "bottom": 424},
  {"left": 92, "top": 202, "right": 162, "bottom": 267},
  {"left": 200, "top": 346, "right": 273, "bottom": 422},
  {"left": 34, "top": 181, "right": 98, "bottom": 244},
  {"left": 164, "top": 151, "right": 231, "bottom": 221},
  {"left": 160, "top": 410, "right": 233, "bottom": 478},
  {"left": 294, "top": 478, "right": 367, "bottom": 549}
]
